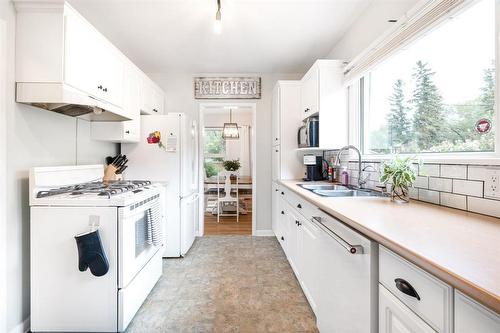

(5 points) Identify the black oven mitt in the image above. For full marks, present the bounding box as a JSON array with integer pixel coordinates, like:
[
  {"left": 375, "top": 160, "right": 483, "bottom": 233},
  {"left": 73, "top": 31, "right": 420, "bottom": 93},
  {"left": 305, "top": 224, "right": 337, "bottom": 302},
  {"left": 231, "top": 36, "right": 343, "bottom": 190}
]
[{"left": 75, "top": 229, "right": 109, "bottom": 277}]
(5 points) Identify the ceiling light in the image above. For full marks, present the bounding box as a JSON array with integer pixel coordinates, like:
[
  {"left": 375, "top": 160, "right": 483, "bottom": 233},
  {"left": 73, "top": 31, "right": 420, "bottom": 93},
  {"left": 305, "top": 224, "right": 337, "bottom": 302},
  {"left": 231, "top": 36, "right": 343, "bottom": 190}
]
[
  {"left": 214, "top": 0, "right": 222, "bottom": 34},
  {"left": 222, "top": 109, "right": 239, "bottom": 140}
]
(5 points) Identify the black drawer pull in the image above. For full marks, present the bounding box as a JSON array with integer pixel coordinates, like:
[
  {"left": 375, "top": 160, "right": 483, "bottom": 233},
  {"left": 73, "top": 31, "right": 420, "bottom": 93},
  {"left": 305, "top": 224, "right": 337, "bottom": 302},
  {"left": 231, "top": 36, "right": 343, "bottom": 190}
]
[
  {"left": 395, "top": 278, "right": 421, "bottom": 300},
  {"left": 297, "top": 204, "right": 302, "bottom": 209},
  {"left": 281, "top": 211, "right": 284, "bottom": 215},
  {"left": 280, "top": 236, "right": 284, "bottom": 241},
  {"left": 281, "top": 192, "right": 284, "bottom": 195}
]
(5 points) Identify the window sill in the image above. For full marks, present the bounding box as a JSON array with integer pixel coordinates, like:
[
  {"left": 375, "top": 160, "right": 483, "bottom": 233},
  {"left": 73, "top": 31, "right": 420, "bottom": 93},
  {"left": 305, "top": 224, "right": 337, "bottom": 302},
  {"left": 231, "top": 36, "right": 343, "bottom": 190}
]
[{"left": 359, "top": 153, "right": 500, "bottom": 166}]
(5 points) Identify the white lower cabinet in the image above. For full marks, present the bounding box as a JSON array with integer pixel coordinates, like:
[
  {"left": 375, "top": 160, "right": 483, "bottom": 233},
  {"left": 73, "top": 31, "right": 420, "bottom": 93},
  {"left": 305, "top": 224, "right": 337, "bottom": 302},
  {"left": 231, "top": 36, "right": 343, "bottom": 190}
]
[
  {"left": 454, "top": 291, "right": 500, "bottom": 333},
  {"left": 379, "top": 285, "right": 436, "bottom": 333}
]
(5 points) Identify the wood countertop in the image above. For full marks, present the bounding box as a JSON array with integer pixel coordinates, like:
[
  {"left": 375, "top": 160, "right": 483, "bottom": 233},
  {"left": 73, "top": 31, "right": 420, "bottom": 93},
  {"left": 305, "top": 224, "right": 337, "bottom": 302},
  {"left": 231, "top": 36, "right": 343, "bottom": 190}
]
[{"left": 278, "top": 180, "right": 500, "bottom": 314}]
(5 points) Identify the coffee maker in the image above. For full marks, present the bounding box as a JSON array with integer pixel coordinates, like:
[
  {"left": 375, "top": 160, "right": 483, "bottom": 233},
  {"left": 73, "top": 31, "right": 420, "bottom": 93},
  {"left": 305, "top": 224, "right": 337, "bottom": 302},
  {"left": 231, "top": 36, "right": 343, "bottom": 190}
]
[{"left": 303, "top": 155, "right": 324, "bottom": 181}]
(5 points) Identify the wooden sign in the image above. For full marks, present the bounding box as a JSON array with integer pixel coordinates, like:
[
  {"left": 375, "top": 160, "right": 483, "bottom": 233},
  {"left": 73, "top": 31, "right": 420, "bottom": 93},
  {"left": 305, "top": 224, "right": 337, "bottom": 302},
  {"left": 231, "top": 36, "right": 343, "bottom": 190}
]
[{"left": 194, "top": 77, "right": 261, "bottom": 99}]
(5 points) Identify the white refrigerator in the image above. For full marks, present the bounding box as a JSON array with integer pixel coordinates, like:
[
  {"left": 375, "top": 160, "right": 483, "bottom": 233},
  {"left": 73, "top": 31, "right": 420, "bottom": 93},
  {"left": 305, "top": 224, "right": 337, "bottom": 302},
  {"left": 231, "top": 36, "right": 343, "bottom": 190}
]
[{"left": 122, "top": 113, "right": 199, "bottom": 257}]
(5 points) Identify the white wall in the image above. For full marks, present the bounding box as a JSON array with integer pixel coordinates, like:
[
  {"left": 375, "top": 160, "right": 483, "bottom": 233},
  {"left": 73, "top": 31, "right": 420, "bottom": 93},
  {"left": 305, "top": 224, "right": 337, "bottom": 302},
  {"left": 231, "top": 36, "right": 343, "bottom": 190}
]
[
  {"left": 149, "top": 72, "right": 301, "bottom": 232},
  {"left": 327, "top": 0, "right": 419, "bottom": 61},
  {"left": 204, "top": 109, "right": 253, "bottom": 128},
  {"left": 0, "top": 1, "right": 118, "bottom": 332}
]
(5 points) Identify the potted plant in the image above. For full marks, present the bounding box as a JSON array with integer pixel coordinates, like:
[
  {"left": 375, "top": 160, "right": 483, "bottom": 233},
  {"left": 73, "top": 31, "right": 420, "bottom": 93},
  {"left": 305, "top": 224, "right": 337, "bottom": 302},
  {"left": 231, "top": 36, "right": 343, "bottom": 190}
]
[
  {"left": 223, "top": 159, "right": 241, "bottom": 172},
  {"left": 223, "top": 159, "right": 241, "bottom": 181},
  {"left": 380, "top": 156, "right": 418, "bottom": 203}
]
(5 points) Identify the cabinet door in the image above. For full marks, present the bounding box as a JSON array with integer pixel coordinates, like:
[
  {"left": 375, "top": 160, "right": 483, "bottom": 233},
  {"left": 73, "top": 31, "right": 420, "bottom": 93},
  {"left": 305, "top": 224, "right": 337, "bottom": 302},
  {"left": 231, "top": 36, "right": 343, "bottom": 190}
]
[
  {"left": 272, "top": 146, "right": 280, "bottom": 181},
  {"left": 98, "top": 40, "right": 124, "bottom": 108},
  {"left": 277, "top": 196, "right": 287, "bottom": 250},
  {"left": 284, "top": 204, "right": 299, "bottom": 275},
  {"left": 151, "top": 87, "right": 164, "bottom": 114},
  {"left": 300, "top": 66, "right": 318, "bottom": 119},
  {"left": 379, "top": 285, "right": 435, "bottom": 333},
  {"left": 455, "top": 291, "right": 500, "bottom": 333},
  {"left": 63, "top": 9, "right": 98, "bottom": 96},
  {"left": 272, "top": 85, "right": 280, "bottom": 146},
  {"left": 297, "top": 216, "right": 320, "bottom": 313}
]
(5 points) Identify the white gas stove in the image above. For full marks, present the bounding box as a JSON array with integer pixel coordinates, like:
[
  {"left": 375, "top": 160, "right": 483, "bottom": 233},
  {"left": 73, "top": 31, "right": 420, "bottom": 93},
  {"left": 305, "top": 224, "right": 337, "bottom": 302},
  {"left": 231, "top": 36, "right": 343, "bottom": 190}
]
[{"left": 29, "top": 165, "right": 164, "bottom": 332}]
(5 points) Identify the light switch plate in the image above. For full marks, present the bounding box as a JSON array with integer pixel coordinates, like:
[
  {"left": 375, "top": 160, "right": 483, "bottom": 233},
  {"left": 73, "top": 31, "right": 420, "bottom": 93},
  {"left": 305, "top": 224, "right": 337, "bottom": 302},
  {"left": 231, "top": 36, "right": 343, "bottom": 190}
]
[{"left": 484, "top": 168, "right": 500, "bottom": 199}]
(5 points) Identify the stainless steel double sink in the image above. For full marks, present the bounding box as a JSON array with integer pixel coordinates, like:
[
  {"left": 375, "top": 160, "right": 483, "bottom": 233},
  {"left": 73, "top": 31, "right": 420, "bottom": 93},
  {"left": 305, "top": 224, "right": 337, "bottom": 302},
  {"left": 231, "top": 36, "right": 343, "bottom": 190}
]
[{"left": 298, "top": 183, "right": 385, "bottom": 197}]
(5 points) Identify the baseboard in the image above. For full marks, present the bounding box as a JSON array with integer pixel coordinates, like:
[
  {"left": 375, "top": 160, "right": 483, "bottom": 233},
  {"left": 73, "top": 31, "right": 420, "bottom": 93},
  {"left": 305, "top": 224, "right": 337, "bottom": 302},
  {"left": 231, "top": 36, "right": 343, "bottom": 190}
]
[
  {"left": 9, "top": 317, "right": 30, "bottom": 333},
  {"left": 253, "top": 229, "right": 275, "bottom": 237}
]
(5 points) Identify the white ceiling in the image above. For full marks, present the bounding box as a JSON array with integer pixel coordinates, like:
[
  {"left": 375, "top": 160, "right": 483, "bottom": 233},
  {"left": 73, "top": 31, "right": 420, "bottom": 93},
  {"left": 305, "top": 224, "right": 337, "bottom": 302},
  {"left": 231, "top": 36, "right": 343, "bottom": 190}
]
[{"left": 68, "top": 0, "right": 408, "bottom": 74}]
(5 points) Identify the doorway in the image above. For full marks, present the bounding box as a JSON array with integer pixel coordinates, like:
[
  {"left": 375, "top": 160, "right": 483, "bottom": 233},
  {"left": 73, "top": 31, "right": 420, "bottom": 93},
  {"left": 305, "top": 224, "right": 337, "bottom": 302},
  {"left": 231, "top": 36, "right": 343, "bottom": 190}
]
[{"left": 198, "top": 103, "right": 257, "bottom": 236}]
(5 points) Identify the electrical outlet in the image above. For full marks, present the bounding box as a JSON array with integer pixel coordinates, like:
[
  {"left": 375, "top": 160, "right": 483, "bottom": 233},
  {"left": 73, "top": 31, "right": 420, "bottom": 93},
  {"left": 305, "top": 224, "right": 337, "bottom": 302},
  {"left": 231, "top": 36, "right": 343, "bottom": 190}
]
[{"left": 484, "top": 169, "right": 500, "bottom": 199}]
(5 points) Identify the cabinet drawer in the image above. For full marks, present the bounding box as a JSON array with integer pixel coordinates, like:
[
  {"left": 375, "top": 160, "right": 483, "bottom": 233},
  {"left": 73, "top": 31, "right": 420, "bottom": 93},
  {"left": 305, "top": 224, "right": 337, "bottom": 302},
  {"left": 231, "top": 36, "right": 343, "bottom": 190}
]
[
  {"left": 379, "top": 246, "right": 453, "bottom": 333},
  {"left": 280, "top": 187, "right": 318, "bottom": 220}
]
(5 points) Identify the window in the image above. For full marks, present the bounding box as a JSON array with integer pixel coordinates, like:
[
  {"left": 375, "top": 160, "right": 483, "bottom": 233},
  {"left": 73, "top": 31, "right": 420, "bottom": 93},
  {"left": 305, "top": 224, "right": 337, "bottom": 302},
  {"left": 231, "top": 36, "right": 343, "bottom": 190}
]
[
  {"left": 361, "top": 0, "right": 496, "bottom": 155},
  {"left": 203, "top": 128, "right": 225, "bottom": 177}
]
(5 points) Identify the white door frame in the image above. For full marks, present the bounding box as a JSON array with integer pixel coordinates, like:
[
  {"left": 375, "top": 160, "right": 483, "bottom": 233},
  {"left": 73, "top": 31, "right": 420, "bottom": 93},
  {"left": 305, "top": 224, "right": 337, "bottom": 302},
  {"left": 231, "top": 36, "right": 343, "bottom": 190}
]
[
  {"left": 197, "top": 102, "right": 257, "bottom": 236},
  {"left": 0, "top": 19, "right": 7, "bottom": 332}
]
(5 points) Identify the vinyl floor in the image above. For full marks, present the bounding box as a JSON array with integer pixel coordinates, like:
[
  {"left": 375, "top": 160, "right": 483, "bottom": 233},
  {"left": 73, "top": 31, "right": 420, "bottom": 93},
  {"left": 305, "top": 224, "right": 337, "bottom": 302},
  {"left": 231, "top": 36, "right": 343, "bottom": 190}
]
[{"left": 126, "top": 236, "right": 318, "bottom": 333}]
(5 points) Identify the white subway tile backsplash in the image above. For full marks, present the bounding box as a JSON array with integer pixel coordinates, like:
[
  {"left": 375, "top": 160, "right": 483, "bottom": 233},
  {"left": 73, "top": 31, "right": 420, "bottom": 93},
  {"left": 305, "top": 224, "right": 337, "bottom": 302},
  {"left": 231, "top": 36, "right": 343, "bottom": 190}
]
[
  {"left": 440, "top": 165, "right": 467, "bottom": 179},
  {"left": 468, "top": 165, "right": 500, "bottom": 181},
  {"left": 334, "top": 157, "right": 500, "bottom": 219},
  {"left": 409, "top": 187, "right": 419, "bottom": 200},
  {"left": 467, "top": 197, "right": 500, "bottom": 218},
  {"left": 453, "top": 179, "right": 483, "bottom": 197},
  {"left": 418, "top": 189, "right": 440, "bottom": 204},
  {"left": 440, "top": 192, "right": 467, "bottom": 210},
  {"left": 429, "top": 177, "right": 452, "bottom": 192},
  {"left": 414, "top": 176, "right": 429, "bottom": 189},
  {"left": 419, "top": 164, "right": 440, "bottom": 177}
]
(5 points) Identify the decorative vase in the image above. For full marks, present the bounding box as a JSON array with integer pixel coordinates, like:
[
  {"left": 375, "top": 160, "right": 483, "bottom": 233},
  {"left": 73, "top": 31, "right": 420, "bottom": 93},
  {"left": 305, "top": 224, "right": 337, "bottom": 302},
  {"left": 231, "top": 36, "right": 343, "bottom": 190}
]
[{"left": 391, "top": 185, "right": 410, "bottom": 203}]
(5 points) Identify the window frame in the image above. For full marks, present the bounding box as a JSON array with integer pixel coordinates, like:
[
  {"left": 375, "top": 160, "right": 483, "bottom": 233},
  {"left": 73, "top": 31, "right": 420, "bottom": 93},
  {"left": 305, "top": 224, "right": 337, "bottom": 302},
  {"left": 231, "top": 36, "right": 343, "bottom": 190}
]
[{"left": 348, "top": 0, "right": 500, "bottom": 164}]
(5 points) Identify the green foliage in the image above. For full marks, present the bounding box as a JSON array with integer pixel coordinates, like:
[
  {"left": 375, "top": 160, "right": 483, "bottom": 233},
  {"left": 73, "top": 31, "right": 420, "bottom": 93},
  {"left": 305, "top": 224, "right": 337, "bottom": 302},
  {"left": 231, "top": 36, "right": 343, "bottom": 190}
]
[
  {"left": 387, "top": 79, "right": 412, "bottom": 150},
  {"left": 373, "top": 60, "right": 495, "bottom": 154},
  {"left": 204, "top": 129, "right": 225, "bottom": 155},
  {"left": 411, "top": 61, "right": 445, "bottom": 150},
  {"left": 204, "top": 161, "right": 219, "bottom": 178},
  {"left": 380, "top": 156, "right": 418, "bottom": 191},
  {"left": 223, "top": 159, "right": 241, "bottom": 171}
]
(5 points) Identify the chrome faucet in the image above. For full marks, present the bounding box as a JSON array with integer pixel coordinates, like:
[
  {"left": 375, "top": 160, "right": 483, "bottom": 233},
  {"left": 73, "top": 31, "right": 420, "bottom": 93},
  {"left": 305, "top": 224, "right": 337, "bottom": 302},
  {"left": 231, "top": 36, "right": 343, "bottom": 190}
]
[{"left": 335, "top": 145, "right": 365, "bottom": 189}]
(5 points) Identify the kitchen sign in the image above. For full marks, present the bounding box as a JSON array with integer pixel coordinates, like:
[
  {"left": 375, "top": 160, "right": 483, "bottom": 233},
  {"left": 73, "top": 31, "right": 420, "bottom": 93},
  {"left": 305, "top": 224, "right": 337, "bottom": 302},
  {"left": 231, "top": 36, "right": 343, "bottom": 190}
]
[{"left": 194, "top": 77, "right": 261, "bottom": 99}]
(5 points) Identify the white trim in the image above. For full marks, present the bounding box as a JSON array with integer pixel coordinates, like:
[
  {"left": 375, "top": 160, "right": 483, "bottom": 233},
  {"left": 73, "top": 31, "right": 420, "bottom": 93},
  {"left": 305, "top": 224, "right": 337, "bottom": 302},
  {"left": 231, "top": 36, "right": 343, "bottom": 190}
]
[
  {"left": 253, "top": 230, "right": 275, "bottom": 237},
  {"left": 0, "top": 19, "right": 7, "bottom": 333},
  {"left": 8, "top": 317, "right": 30, "bottom": 333},
  {"left": 197, "top": 102, "right": 257, "bottom": 236},
  {"left": 358, "top": 155, "right": 500, "bottom": 166}
]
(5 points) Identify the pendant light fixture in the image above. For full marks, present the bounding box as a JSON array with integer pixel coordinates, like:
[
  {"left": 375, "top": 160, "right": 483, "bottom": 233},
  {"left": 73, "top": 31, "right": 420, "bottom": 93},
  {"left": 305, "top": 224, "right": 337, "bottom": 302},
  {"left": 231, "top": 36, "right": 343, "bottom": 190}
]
[
  {"left": 214, "top": 0, "right": 222, "bottom": 34},
  {"left": 222, "top": 109, "right": 239, "bottom": 140}
]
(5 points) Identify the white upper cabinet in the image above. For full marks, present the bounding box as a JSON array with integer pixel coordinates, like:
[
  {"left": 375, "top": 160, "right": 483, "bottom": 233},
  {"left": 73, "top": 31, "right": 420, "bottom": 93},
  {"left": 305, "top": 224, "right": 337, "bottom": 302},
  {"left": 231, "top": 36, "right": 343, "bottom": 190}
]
[
  {"left": 14, "top": 0, "right": 165, "bottom": 125},
  {"left": 300, "top": 65, "right": 319, "bottom": 118},
  {"left": 140, "top": 76, "right": 165, "bottom": 115},
  {"left": 271, "top": 81, "right": 303, "bottom": 181},
  {"left": 299, "top": 59, "right": 347, "bottom": 149}
]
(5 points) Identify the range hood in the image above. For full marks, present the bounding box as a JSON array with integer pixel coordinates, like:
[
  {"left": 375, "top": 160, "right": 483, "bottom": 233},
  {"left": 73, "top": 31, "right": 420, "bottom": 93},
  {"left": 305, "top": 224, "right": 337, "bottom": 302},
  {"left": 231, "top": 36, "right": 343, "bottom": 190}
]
[{"left": 16, "top": 82, "right": 131, "bottom": 122}]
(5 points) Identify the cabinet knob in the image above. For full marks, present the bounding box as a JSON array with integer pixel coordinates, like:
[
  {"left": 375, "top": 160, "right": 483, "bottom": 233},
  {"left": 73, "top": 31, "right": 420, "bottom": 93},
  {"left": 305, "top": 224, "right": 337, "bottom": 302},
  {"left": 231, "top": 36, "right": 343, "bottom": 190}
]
[
  {"left": 394, "top": 278, "right": 421, "bottom": 300},
  {"left": 275, "top": 149, "right": 279, "bottom": 153},
  {"left": 275, "top": 189, "right": 278, "bottom": 192},
  {"left": 281, "top": 192, "right": 284, "bottom": 195},
  {"left": 153, "top": 109, "right": 158, "bottom": 113},
  {"left": 297, "top": 204, "right": 302, "bottom": 209},
  {"left": 280, "top": 236, "right": 284, "bottom": 241},
  {"left": 103, "top": 87, "right": 108, "bottom": 92},
  {"left": 281, "top": 211, "right": 284, "bottom": 215},
  {"left": 97, "top": 85, "right": 103, "bottom": 90},
  {"left": 305, "top": 108, "right": 310, "bottom": 112},
  {"left": 275, "top": 138, "right": 278, "bottom": 141},
  {"left": 125, "top": 130, "right": 130, "bottom": 134}
]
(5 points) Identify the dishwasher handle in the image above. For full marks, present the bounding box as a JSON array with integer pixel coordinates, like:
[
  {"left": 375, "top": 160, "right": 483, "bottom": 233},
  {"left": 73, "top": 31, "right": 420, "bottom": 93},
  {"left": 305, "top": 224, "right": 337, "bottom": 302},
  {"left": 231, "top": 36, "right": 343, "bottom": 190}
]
[{"left": 311, "top": 216, "right": 363, "bottom": 254}]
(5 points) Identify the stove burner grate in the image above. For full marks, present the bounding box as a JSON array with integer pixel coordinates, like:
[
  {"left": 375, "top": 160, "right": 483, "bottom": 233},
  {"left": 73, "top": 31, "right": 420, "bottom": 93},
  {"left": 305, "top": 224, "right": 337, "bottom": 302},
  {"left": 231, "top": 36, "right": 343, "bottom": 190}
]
[{"left": 36, "top": 180, "right": 152, "bottom": 198}]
